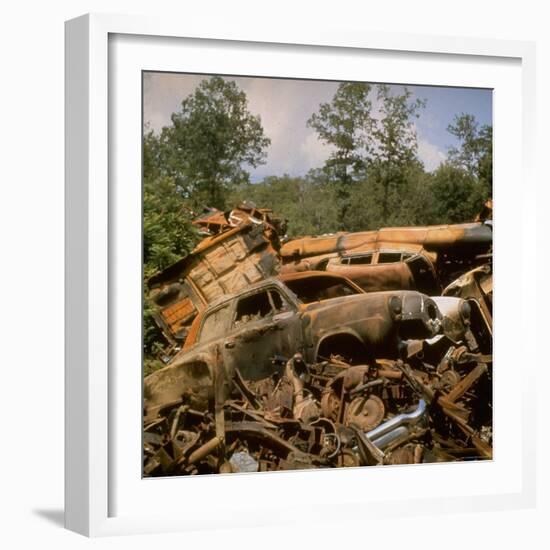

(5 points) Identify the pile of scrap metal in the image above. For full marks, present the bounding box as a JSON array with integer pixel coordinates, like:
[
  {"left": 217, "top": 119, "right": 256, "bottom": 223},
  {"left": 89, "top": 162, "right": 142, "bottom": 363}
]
[
  {"left": 144, "top": 269, "right": 492, "bottom": 476},
  {"left": 192, "top": 203, "right": 287, "bottom": 238},
  {"left": 144, "top": 202, "right": 492, "bottom": 475},
  {"left": 144, "top": 345, "right": 492, "bottom": 476}
]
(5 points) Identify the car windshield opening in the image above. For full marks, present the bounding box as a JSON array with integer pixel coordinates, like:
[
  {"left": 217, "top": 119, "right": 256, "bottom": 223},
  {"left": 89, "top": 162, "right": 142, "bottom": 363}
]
[{"left": 284, "top": 277, "right": 360, "bottom": 303}]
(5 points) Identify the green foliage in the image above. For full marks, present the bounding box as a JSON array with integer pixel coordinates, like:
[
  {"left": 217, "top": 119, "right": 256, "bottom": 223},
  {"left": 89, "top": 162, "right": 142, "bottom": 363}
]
[
  {"left": 447, "top": 113, "right": 493, "bottom": 197},
  {"left": 344, "top": 160, "right": 431, "bottom": 231},
  {"left": 371, "top": 85, "right": 426, "bottom": 166},
  {"left": 307, "top": 82, "right": 374, "bottom": 184},
  {"left": 426, "top": 163, "right": 487, "bottom": 224},
  {"left": 308, "top": 83, "right": 426, "bottom": 226},
  {"left": 143, "top": 294, "right": 168, "bottom": 377},
  {"left": 143, "top": 127, "right": 162, "bottom": 180},
  {"left": 228, "top": 171, "right": 340, "bottom": 237},
  {"left": 156, "top": 76, "right": 271, "bottom": 210},
  {"left": 143, "top": 175, "right": 198, "bottom": 278}
]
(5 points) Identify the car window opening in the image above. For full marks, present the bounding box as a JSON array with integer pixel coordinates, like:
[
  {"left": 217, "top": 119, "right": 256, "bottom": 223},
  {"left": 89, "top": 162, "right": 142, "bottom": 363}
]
[
  {"left": 284, "top": 277, "right": 360, "bottom": 303},
  {"left": 378, "top": 252, "right": 403, "bottom": 264},
  {"left": 347, "top": 254, "right": 373, "bottom": 265},
  {"left": 234, "top": 291, "right": 274, "bottom": 326}
]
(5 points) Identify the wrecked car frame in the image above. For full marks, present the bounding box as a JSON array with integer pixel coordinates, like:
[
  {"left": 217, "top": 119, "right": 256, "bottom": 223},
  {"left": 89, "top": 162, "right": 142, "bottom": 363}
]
[{"left": 144, "top": 273, "right": 441, "bottom": 419}]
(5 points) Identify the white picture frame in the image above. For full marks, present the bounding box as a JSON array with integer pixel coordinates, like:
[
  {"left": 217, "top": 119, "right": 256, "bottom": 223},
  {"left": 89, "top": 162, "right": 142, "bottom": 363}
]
[{"left": 65, "top": 13, "right": 537, "bottom": 537}]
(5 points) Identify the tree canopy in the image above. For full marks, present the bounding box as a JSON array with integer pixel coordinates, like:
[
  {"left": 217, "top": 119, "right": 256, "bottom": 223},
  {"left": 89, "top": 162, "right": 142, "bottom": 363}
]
[
  {"left": 307, "top": 82, "right": 374, "bottom": 185},
  {"left": 307, "top": 83, "right": 426, "bottom": 227},
  {"left": 447, "top": 113, "right": 492, "bottom": 196},
  {"left": 155, "top": 76, "right": 271, "bottom": 210}
]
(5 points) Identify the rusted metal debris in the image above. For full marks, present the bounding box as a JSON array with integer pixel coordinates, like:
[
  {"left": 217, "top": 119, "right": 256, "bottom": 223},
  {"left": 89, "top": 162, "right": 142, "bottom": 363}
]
[
  {"left": 144, "top": 203, "right": 493, "bottom": 475},
  {"left": 144, "top": 346, "right": 492, "bottom": 475},
  {"left": 192, "top": 202, "right": 287, "bottom": 237},
  {"left": 147, "top": 209, "right": 282, "bottom": 350}
]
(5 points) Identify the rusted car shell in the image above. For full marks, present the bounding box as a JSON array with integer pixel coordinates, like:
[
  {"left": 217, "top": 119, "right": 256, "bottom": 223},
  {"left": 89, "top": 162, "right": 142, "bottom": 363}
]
[
  {"left": 183, "top": 271, "right": 365, "bottom": 351},
  {"left": 323, "top": 260, "right": 415, "bottom": 292},
  {"left": 144, "top": 275, "right": 442, "bottom": 421},
  {"left": 280, "top": 242, "right": 434, "bottom": 274},
  {"left": 280, "top": 222, "right": 491, "bottom": 279},
  {"left": 443, "top": 264, "right": 492, "bottom": 352},
  {"left": 147, "top": 221, "right": 281, "bottom": 344},
  {"left": 299, "top": 290, "right": 439, "bottom": 360},
  {"left": 281, "top": 222, "right": 492, "bottom": 262},
  {"left": 443, "top": 264, "right": 492, "bottom": 318}
]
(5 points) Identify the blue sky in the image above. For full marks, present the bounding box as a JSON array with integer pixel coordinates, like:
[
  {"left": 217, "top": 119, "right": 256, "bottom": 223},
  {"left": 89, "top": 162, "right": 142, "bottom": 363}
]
[{"left": 143, "top": 73, "right": 492, "bottom": 181}]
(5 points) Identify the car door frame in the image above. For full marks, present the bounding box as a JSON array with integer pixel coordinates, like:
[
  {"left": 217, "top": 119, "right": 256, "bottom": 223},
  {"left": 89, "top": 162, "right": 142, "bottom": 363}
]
[{"left": 221, "top": 283, "right": 303, "bottom": 381}]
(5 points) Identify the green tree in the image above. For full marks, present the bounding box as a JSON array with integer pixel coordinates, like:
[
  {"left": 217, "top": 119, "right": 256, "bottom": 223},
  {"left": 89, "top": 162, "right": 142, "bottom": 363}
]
[
  {"left": 228, "top": 171, "right": 339, "bottom": 237},
  {"left": 307, "top": 83, "right": 374, "bottom": 186},
  {"left": 447, "top": 113, "right": 492, "bottom": 198},
  {"left": 143, "top": 175, "right": 198, "bottom": 278},
  {"left": 143, "top": 126, "right": 162, "bottom": 181},
  {"left": 346, "top": 160, "right": 432, "bottom": 231},
  {"left": 157, "top": 76, "right": 271, "bottom": 210},
  {"left": 427, "top": 163, "right": 485, "bottom": 224},
  {"left": 369, "top": 85, "right": 426, "bottom": 223},
  {"left": 308, "top": 83, "right": 425, "bottom": 227}
]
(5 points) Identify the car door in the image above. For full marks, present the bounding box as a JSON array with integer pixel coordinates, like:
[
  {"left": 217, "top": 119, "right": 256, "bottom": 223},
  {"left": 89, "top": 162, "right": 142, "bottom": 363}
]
[{"left": 222, "top": 285, "right": 303, "bottom": 381}]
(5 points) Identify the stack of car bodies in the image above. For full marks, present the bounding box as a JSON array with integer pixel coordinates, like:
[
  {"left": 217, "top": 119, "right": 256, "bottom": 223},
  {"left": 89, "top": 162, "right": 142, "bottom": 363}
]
[{"left": 143, "top": 203, "right": 493, "bottom": 476}]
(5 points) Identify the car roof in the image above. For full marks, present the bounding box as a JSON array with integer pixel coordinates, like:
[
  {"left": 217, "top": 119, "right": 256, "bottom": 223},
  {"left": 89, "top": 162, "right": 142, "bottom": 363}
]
[
  {"left": 203, "top": 270, "right": 363, "bottom": 309},
  {"left": 280, "top": 270, "right": 355, "bottom": 282},
  {"left": 204, "top": 277, "right": 285, "bottom": 309}
]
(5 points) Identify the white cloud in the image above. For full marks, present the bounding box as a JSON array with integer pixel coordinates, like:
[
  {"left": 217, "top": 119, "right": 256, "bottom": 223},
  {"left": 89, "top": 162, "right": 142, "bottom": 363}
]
[
  {"left": 143, "top": 73, "right": 206, "bottom": 132},
  {"left": 143, "top": 75, "right": 449, "bottom": 178},
  {"left": 144, "top": 74, "right": 339, "bottom": 179},
  {"left": 300, "top": 131, "right": 334, "bottom": 168},
  {"left": 417, "top": 138, "right": 446, "bottom": 172}
]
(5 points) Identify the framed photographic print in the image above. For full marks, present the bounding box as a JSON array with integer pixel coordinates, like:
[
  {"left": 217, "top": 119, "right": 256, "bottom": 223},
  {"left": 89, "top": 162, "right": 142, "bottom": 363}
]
[{"left": 65, "top": 13, "right": 536, "bottom": 536}]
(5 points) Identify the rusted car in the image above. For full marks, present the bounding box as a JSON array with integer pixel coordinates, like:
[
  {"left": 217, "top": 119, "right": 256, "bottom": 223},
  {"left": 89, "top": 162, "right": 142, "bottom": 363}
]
[
  {"left": 443, "top": 263, "right": 492, "bottom": 354},
  {"left": 281, "top": 221, "right": 492, "bottom": 288},
  {"left": 317, "top": 249, "right": 440, "bottom": 295},
  {"left": 147, "top": 218, "right": 281, "bottom": 350},
  {"left": 144, "top": 272, "right": 442, "bottom": 421}
]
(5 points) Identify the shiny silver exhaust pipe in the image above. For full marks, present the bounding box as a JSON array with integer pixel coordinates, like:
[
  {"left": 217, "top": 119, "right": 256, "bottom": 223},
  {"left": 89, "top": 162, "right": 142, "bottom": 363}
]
[
  {"left": 366, "top": 399, "right": 427, "bottom": 450},
  {"left": 370, "top": 426, "right": 409, "bottom": 449}
]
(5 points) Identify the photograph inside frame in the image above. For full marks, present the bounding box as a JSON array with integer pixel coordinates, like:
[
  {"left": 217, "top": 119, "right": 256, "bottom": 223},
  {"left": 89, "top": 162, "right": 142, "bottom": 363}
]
[{"left": 142, "top": 72, "right": 493, "bottom": 477}]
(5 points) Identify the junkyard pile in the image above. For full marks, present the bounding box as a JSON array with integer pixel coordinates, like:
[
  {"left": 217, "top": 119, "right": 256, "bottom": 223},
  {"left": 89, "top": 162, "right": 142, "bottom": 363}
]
[{"left": 143, "top": 202, "right": 493, "bottom": 475}]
